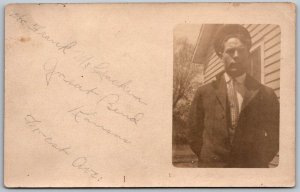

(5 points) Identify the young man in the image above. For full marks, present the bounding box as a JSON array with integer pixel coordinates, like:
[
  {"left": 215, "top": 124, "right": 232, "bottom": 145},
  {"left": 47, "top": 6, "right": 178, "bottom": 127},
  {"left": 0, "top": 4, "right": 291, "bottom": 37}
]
[{"left": 188, "top": 24, "right": 279, "bottom": 168}]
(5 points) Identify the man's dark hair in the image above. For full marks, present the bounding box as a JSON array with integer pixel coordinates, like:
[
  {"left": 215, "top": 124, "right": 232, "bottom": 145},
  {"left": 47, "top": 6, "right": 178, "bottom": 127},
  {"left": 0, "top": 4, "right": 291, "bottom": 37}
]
[{"left": 214, "top": 24, "right": 252, "bottom": 57}]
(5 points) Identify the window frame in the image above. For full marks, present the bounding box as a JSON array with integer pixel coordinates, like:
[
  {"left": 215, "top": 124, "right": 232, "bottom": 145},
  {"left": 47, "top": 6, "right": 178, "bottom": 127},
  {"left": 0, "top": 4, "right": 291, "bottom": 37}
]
[{"left": 249, "top": 40, "right": 265, "bottom": 84}]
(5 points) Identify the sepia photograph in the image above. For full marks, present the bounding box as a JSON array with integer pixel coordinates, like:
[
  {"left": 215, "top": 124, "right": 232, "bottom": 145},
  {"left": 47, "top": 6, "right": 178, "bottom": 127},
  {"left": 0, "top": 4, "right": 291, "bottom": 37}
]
[{"left": 173, "top": 24, "right": 280, "bottom": 168}]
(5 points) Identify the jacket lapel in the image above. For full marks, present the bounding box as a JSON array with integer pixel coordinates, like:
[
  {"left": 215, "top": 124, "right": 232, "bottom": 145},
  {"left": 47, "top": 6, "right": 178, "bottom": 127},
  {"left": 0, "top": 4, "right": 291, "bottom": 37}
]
[
  {"left": 213, "top": 73, "right": 261, "bottom": 112},
  {"left": 241, "top": 74, "right": 261, "bottom": 112},
  {"left": 214, "top": 73, "right": 227, "bottom": 111}
]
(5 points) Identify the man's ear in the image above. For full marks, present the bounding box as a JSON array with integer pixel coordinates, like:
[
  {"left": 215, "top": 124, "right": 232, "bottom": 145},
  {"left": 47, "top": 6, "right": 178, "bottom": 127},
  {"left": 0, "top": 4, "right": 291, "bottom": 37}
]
[{"left": 217, "top": 52, "right": 223, "bottom": 59}]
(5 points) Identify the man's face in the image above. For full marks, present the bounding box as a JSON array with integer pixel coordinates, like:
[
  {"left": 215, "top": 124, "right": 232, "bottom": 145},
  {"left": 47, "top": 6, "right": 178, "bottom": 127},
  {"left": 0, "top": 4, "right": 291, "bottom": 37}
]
[{"left": 221, "top": 37, "right": 250, "bottom": 77}]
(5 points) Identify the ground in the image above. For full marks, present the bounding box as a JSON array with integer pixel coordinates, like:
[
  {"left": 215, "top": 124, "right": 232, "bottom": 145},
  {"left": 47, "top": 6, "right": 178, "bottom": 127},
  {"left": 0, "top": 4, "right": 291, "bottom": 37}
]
[
  {"left": 172, "top": 144, "right": 279, "bottom": 168},
  {"left": 172, "top": 144, "right": 198, "bottom": 168}
]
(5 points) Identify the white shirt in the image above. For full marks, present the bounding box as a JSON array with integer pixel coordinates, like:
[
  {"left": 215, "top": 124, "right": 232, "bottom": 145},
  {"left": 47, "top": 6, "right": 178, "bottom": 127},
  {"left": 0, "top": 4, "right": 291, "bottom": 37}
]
[{"left": 224, "top": 72, "right": 246, "bottom": 113}]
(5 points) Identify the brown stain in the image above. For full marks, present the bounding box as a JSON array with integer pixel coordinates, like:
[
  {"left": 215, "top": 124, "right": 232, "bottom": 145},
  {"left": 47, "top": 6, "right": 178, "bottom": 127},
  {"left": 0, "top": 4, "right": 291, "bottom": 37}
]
[
  {"left": 231, "top": 2, "right": 241, "bottom": 7},
  {"left": 19, "top": 37, "right": 31, "bottom": 43}
]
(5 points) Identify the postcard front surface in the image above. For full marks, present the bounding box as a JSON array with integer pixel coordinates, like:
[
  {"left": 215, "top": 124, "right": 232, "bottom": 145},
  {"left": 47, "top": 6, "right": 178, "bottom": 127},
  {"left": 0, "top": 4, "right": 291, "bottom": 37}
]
[{"left": 4, "top": 3, "right": 295, "bottom": 187}]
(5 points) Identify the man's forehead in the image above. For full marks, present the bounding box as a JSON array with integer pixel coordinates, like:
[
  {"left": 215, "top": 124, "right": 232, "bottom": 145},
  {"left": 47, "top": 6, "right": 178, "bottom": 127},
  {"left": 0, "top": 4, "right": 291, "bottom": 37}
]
[{"left": 224, "top": 37, "right": 246, "bottom": 48}]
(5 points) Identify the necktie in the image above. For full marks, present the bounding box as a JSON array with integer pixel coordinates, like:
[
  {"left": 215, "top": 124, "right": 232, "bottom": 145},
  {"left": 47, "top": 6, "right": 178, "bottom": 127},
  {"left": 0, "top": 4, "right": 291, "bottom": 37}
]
[{"left": 227, "top": 79, "right": 239, "bottom": 128}]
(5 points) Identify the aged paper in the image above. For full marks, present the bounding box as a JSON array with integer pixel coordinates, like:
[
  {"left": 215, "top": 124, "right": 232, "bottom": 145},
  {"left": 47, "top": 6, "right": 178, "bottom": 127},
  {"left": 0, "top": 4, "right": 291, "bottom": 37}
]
[{"left": 4, "top": 3, "right": 295, "bottom": 187}]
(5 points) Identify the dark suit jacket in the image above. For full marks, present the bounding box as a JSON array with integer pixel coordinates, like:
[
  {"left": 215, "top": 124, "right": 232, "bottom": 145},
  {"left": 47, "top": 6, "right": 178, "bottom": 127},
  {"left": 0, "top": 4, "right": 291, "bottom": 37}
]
[{"left": 188, "top": 73, "right": 279, "bottom": 168}]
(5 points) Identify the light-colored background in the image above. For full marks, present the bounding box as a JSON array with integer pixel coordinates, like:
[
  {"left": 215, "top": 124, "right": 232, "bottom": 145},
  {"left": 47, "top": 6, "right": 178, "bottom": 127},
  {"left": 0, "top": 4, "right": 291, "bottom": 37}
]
[{"left": 2, "top": 0, "right": 298, "bottom": 190}]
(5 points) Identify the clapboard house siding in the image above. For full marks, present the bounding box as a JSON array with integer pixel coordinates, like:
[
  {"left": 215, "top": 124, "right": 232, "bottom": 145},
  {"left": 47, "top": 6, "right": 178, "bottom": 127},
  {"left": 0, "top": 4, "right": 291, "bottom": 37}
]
[{"left": 203, "top": 52, "right": 223, "bottom": 84}]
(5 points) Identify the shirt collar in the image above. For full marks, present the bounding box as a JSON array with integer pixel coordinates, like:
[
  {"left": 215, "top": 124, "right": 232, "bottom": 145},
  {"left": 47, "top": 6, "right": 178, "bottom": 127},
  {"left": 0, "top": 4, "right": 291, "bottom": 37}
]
[{"left": 224, "top": 72, "right": 246, "bottom": 84}]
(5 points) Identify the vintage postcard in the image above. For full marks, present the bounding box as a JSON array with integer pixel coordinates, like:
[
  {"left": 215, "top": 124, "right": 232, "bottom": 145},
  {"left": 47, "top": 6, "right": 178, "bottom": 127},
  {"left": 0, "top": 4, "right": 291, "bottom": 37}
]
[{"left": 4, "top": 3, "right": 295, "bottom": 187}]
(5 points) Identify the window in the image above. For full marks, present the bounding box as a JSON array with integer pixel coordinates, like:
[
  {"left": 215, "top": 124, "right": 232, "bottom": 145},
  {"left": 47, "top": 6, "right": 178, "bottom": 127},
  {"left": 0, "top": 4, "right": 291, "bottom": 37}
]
[{"left": 249, "top": 42, "right": 264, "bottom": 83}]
